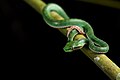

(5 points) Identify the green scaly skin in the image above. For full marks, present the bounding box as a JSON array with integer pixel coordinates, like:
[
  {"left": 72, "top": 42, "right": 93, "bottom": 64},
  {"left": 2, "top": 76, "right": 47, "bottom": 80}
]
[{"left": 42, "top": 3, "right": 109, "bottom": 53}]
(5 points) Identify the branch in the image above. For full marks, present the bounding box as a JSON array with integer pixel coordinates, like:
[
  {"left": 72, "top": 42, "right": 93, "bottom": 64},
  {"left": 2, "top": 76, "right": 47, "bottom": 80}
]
[
  {"left": 77, "top": 0, "right": 120, "bottom": 9},
  {"left": 24, "top": 0, "right": 120, "bottom": 80}
]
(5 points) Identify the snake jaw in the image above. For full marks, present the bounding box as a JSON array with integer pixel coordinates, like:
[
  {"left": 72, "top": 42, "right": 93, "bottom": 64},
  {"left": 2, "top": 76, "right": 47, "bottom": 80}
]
[
  {"left": 63, "top": 47, "right": 73, "bottom": 52},
  {"left": 63, "top": 42, "right": 74, "bottom": 52},
  {"left": 63, "top": 39, "right": 86, "bottom": 52}
]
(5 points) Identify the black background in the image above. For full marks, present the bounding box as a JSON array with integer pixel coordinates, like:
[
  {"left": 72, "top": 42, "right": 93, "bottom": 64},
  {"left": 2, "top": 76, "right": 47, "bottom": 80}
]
[{"left": 0, "top": 0, "right": 120, "bottom": 79}]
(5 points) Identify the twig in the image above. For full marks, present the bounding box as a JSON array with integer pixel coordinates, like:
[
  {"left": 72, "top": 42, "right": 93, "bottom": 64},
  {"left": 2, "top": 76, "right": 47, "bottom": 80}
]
[
  {"left": 77, "top": 0, "right": 120, "bottom": 9},
  {"left": 24, "top": 0, "right": 120, "bottom": 80}
]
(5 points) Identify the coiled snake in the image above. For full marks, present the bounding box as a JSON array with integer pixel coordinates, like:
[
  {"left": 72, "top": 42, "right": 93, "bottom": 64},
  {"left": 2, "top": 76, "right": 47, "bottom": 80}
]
[{"left": 42, "top": 3, "right": 109, "bottom": 53}]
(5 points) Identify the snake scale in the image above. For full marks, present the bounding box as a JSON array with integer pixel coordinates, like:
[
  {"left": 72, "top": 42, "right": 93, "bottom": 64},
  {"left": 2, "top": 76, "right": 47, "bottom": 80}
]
[{"left": 42, "top": 3, "right": 109, "bottom": 53}]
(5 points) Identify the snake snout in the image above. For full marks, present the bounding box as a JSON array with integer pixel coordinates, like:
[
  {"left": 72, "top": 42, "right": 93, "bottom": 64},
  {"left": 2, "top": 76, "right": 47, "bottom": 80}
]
[
  {"left": 63, "top": 42, "right": 74, "bottom": 52},
  {"left": 63, "top": 47, "right": 73, "bottom": 52}
]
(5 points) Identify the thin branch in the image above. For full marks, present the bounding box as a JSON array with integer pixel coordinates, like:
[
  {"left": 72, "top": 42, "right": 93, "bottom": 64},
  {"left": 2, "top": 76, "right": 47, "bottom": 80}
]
[
  {"left": 77, "top": 0, "right": 120, "bottom": 9},
  {"left": 24, "top": 0, "right": 120, "bottom": 80}
]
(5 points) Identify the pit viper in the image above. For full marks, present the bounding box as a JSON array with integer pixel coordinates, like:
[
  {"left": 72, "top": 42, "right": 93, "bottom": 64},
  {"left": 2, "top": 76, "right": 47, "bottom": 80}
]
[{"left": 42, "top": 3, "right": 109, "bottom": 53}]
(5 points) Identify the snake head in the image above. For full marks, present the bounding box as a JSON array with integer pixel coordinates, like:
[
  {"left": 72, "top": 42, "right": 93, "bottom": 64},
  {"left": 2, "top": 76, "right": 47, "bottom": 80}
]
[{"left": 63, "top": 39, "right": 86, "bottom": 52}]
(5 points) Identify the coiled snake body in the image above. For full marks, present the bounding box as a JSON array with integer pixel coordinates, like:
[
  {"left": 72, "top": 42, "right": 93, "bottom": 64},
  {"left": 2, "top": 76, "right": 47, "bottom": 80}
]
[{"left": 42, "top": 3, "right": 109, "bottom": 53}]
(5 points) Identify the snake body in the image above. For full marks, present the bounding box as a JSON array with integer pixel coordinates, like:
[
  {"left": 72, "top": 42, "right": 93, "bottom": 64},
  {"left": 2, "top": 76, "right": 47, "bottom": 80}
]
[{"left": 42, "top": 3, "right": 109, "bottom": 53}]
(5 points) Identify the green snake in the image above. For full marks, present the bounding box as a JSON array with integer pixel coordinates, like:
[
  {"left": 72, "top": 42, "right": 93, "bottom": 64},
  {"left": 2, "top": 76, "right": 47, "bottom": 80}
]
[{"left": 42, "top": 3, "right": 109, "bottom": 53}]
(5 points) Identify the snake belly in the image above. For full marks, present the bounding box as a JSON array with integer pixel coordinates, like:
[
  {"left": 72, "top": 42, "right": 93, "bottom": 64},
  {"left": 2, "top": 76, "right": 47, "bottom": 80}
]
[{"left": 42, "top": 3, "right": 109, "bottom": 53}]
